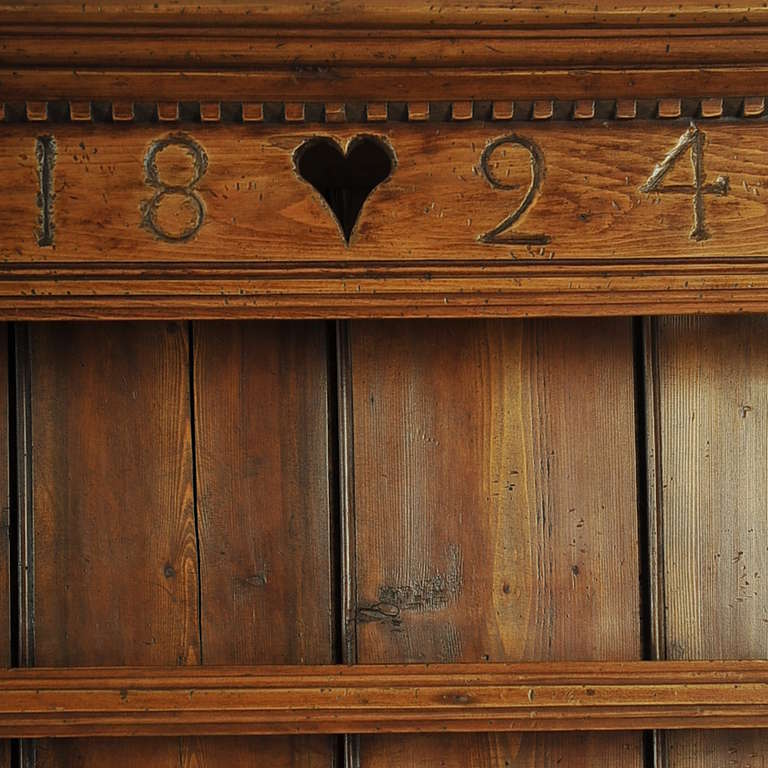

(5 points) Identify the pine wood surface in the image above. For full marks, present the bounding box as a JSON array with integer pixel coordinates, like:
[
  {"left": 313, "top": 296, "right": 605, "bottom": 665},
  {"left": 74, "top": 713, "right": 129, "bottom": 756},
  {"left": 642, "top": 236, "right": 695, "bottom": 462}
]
[
  {"left": 21, "top": 322, "right": 337, "bottom": 767},
  {"left": 0, "top": 662, "right": 765, "bottom": 736},
  {"left": 192, "top": 320, "right": 335, "bottom": 768},
  {"left": 346, "top": 319, "right": 642, "bottom": 766},
  {"left": 3, "top": 2, "right": 768, "bottom": 101},
  {"left": 28, "top": 323, "right": 197, "bottom": 767},
  {"left": 649, "top": 315, "right": 768, "bottom": 767},
  {"left": 3, "top": 123, "right": 768, "bottom": 317},
  {"left": 3, "top": 1, "right": 768, "bottom": 760}
]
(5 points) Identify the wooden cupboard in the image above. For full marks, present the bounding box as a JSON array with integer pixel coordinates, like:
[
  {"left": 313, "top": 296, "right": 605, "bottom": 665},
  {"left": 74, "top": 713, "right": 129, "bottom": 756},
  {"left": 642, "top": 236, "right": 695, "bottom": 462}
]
[{"left": 2, "top": 2, "right": 768, "bottom": 766}]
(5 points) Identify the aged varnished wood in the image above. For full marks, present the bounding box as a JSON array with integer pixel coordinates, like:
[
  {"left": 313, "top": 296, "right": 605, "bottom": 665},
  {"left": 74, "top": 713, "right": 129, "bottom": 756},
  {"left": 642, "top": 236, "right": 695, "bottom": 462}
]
[
  {"left": 645, "top": 315, "right": 768, "bottom": 766},
  {"left": 4, "top": 2, "right": 768, "bottom": 102},
  {"left": 26, "top": 323, "right": 199, "bottom": 768},
  {"left": 16, "top": 321, "right": 338, "bottom": 767},
  {"left": 345, "top": 319, "right": 642, "bottom": 765},
  {"left": 3, "top": 3, "right": 768, "bottom": 316},
  {"left": 0, "top": 662, "right": 768, "bottom": 737},
  {"left": 4, "top": 1, "right": 768, "bottom": 763},
  {"left": 4, "top": 121, "right": 768, "bottom": 316}
]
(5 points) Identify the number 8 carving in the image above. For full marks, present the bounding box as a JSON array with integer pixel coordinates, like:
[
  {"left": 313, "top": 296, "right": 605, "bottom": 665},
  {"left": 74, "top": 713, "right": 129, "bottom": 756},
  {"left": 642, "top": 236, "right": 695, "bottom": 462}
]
[{"left": 142, "top": 134, "right": 208, "bottom": 242}]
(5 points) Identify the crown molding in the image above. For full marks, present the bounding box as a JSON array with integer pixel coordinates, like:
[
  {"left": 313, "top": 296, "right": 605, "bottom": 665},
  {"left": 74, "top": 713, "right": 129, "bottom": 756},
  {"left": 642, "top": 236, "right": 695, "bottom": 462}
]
[
  {"left": 3, "top": 2, "right": 768, "bottom": 101},
  {"left": 2, "top": 2, "right": 768, "bottom": 28}
]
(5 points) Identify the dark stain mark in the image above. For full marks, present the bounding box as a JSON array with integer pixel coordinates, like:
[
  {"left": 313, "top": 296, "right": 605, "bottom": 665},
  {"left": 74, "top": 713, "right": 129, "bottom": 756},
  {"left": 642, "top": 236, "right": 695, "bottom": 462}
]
[
  {"left": 119, "top": 688, "right": 128, "bottom": 702},
  {"left": 141, "top": 133, "right": 208, "bottom": 243},
  {"left": 356, "top": 545, "right": 463, "bottom": 626},
  {"left": 163, "top": 563, "right": 175, "bottom": 579},
  {"left": 571, "top": 565, "right": 580, "bottom": 576},
  {"left": 356, "top": 602, "right": 401, "bottom": 624},
  {"left": 237, "top": 572, "right": 268, "bottom": 588},
  {"left": 293, "top": 134, "right": 395, "bottom": 244},
  {"left": 445, "top": 693, "right": 471, "bottom": 705},
  {"left": 35, "top": 135, "right": 56, "bottom": 247}
]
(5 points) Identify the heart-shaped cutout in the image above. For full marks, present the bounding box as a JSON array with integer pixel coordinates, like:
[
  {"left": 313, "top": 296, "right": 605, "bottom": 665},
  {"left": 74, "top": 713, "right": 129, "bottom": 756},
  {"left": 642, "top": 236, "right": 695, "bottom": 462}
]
[{"left": 294, "top": 135, "right": 395, "bottom": 244}]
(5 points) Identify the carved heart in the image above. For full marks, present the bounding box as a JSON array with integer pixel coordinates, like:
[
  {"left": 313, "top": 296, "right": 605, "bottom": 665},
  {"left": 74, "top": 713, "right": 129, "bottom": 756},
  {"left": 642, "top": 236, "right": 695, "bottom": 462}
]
[{"left": 294, "top": 135, "right": 394, "bottom": 243}]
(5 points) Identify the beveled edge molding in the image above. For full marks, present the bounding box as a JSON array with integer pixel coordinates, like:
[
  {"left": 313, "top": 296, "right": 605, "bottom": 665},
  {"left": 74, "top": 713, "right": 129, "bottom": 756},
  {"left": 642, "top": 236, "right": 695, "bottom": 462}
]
[
  {"left": 0, "top": 661, "right": 766, "bottom": 737},
  {"left": 1, "top": 97, "right": 766, "bottom": 124},
  {"left": 2, "top": 2, "right": 768, "bottom": 27},
  {"left": 4, "top": 260, "right": 768, "bottom": 320}
]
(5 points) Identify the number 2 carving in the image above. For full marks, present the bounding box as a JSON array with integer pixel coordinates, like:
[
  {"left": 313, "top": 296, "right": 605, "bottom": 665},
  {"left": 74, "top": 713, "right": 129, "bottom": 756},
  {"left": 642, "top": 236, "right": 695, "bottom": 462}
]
[{"left": 479, "top": 135, "right": 550, "bottom": 245}]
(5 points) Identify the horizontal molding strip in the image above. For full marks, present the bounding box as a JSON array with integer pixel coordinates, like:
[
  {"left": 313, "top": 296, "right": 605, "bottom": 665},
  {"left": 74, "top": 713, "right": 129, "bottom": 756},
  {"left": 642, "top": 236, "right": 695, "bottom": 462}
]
[
  {"left": 2, "top": 2, "right": 768, "bottom": 27},
  {"left": 0, "top": 661, "right": 767, "bottom": 736},
  {"left": 7, "top": 4, "right": 768, "bottom": 102},
  {"left": 2, "top": 97, "right": 765, "bottom": 123},
  {"left": 5, "top": 67, "right": 768, "bottom": 103}
]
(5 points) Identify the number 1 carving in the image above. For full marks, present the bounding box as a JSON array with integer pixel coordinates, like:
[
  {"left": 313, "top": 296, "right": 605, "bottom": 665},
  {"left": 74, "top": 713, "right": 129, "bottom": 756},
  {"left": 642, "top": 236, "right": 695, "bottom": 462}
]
[
  {"left": 35, "top": 135, "right": 56, "bottom": 247},
  {"left": 640, "top": 124, "right": 729, "bottom": 241}
]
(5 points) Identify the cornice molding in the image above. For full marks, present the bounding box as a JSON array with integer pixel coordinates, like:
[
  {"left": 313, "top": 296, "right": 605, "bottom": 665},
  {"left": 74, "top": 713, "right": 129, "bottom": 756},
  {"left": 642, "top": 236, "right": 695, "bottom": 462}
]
[
  {"left": 3, "top": 3, "right": 768, "bottom": 102},
  {"left": 1, "top": 2, "right": 768, "bottom": 28}
]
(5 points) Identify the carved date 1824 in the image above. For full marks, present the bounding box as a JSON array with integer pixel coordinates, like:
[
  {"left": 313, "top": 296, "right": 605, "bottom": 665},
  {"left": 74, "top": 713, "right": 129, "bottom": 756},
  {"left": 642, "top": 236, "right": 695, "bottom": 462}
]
[{"left": 24, "top": 126, "right": 742, "bottom": 251}]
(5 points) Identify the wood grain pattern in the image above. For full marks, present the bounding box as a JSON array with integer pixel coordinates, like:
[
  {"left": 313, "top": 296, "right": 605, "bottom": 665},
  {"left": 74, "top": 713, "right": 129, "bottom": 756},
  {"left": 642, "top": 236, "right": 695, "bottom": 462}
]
[
  {"left": 0, "top": 661, "right": 766, "bottom": 736},
  {"left": 3, "top": 123, "right": 768, "bottom": 317},
  {"left": 5, "top": 67, "right": 768, "bottom": 103},
  {"left": 193, "top": 320, "right": 335, "bottom": 767},
  {"left": 347, "top": 319, "right": 642, "bottom": 766},
  {"left": 2, "top": 1, "right": 766, "bottom": 26},
  {"left": 651, "top": 315, "right": 768, "bottom": 767},
  {"left": 28, "top": 322, "right": 199, "bottom": 768},
  {"left": 3, "top": 2, "right": 768, "bottom": 103},
  {"left": 2, "top": 122, "right": 767, "bottom": 264}
]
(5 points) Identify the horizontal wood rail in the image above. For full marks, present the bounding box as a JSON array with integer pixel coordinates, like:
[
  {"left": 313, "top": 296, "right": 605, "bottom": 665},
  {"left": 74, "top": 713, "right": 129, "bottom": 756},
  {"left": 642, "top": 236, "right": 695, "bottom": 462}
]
[
  {"left": 0, "top": 661, "right": 767, "bottom": 737},
  {"left": 5, "top": 3, "right": 768, "bottom": 102}
]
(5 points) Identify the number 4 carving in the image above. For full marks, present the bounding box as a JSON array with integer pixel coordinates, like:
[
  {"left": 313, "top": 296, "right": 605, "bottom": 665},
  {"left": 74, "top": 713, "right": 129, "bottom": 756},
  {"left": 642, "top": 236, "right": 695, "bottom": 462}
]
[{"left": 640, "top": 124, "right": 729, "bottom": 241}]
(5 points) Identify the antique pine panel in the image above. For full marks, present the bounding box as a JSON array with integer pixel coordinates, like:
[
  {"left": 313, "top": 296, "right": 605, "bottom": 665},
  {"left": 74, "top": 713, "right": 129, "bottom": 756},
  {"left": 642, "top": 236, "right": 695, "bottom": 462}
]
[
  {"left": 4, "top": 122, "right": 768, "bottom": 317},
  {"left": 26, "top": 322, "right": 200, "bottom": 768},
  {"left": 191, "top": 320, "right": 336, "bottom": 767},
  {"left": 650, "top": 315, "right": 768, "bottom": 767},
  {"left": 346, "top": 318, "right": 642, "bottom": 766}
]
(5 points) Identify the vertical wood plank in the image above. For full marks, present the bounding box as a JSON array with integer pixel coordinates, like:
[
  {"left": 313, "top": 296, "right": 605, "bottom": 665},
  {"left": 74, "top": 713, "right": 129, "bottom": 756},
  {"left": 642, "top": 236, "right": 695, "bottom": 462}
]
[
  {"left": 347, "top": 318, "right": 643, "bottom": 767},
  {"left": 28, "top": 322, "right": 199, "bottom": 768},
  {"left": 0, "top": 327, "right": 8, "bottom": 669},
  {"left": 192, "top": 320, "right": 335, "bottom": 767},
  {"left": 652, "top": 315, "right": 768, "bottom": 766},
  {"left": 0, "top": 327, "right": 10, "bottom": 768}
]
